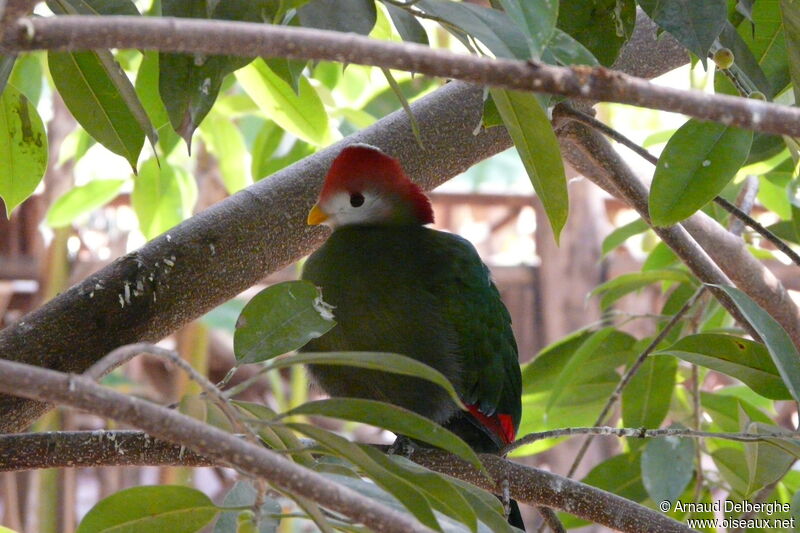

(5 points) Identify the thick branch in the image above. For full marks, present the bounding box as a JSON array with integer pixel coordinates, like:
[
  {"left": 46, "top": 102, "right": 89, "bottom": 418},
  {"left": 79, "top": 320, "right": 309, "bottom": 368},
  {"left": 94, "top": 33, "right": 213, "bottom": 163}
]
[
  {"left": 0, "top": 0, "right": 35, "bottom": 39},
  {"left": 0, "top": 430, "right": 213, "bottom": 471},
  {"left": 558, "top": 121, "right": 800, "bottom": 347},
  {"left": 0, "top": 359, "right": 435, "bottom": 533},
  {"left": 0, "top": 430, "right": 692, "bottom": 533},
  {"left": 0, "top": 81, "right": 507, "bottom": 432},
  {"left": 2, "top": 15, "right": 800, "bottom": 138}
]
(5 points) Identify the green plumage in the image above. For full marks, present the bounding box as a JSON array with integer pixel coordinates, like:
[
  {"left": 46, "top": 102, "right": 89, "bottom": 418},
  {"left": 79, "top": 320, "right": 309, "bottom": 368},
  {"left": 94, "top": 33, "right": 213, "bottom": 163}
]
[{"left": 301, "top": 224, "right": 522, "bottom": 449}]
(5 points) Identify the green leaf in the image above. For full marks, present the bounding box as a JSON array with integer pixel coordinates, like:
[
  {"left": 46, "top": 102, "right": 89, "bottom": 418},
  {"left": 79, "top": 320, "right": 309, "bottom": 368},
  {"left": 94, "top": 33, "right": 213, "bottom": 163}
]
[
  {"left": 791, "top": 179, "right": 800, "bottom": 244},
  {"left": 743, "top": 0, "right": 790, "bottom": 96},
  {"left": 159, "top": 0, "right": 269, "bottom": 146},
  {"left": 517, "top": 329, "right": 636, "bottom": 456},
  {"left": 234, "top": 401, "right": 317, "bottom": 467},
  {"left": 46, "top": 179, "right": 126, "bottom": 228},
  {"left": 253, "top": 131, "right": 315, "bottom": 182},
  {"left": 655, "top": 333, "right": 792, "bottom": 400},
  {"left": 781, "top": 0, "right": 800, "bottom": 104},
  {"left": 76, "top": 485, "right": 218, "bottom": 533},
  {"left": 641, "top": 432, "right": 696, "bottom": 504},
  {"left": 234, "top": 280, "right": 336, "bottom": 364},
  {"left": 263, "top": 56, "right": 308, "bottom": 95},
  {"left": 601, "top": 218, "right": 649, "bottom": 256},
  {"left": 766, "top": 220, "right": 800, "bottom": 244},
  {"left": 643, "top": 129, "right": 676, "bottom": 148},
  {"left": 489, "top": 88, "right": 567, "bottom": 241},
  {"left": 496, "top": 0, "right": 557, "bottom": 57},
  {"left": 214, "top": 481, "right": 280, "bottom": 533},
  {"left": 638, "top": 0, "right": 727, "bottom": 64},
  {"left": 58, "top": 127, "right": 95, "bottom": 166},
  {"left": 251, "top": 121, "right": 284, "bottom": 177},
  {"left": 361, "top": 452, "right": 489, "bottom": 533},
  {"left": 712, "top": 447, "right": 750, "bottom": 496},
  {"left": 701, "top": 390, "right": 772, "bottom": 433},
  {"left": 384, "top": 3, "right": 429, "bottom": 45},
  {"left": 649, "top": 119, "right": 753, "bottom": 226},
  {"left": 260, "top": 351, "right": 464, "bottom": 407},
  {"left": 313, "top": 61, "right": 342, "bottom": 91},
  {"left": 622, "top": 355, "right": 677, "bottom": 428},
  {"left": 8, "top": 53, "right": 42, "bottom": 105},
  {"left": 714, "top": 284, "right": 800, "bottom": 404},
  {"left": 363, "top": 75, "right": 437, "bottom": 118},
  {"left": 717, "top": 22, "right": 773, "bottom": 97},
  {"left": 287, "top": 423, "right": 443, "bottom": 532},
  {"left": 135, "top": 51, "right": 180, "bottom": 156},
  {"left": 199, "top": 113, "right": 251, "bottom": 194},
  {"left": 132, "top": 158, "right": 197, "bottom": 239},
  {"left": 50, "top": 0, "right": 139, "bottom": 16},
  {"left": 417, "top": 0, "right": 531, "bottom": 59},
  {"left": 546, "top": 327, "right": 617, "bottom": 412},
  {"left": 741, "top": 417, "right": 794, "bottom": 497},
  {"left": 319, "top": 472, "right": 498, "bottom": 533},
  {"left": 590, "top": 269, "right": 693, "bottom": 310},
  {"left": 556, "top": 0, "right": 636, "bottom": 66},
  {"left": 758, "top": 171, "right": 793, "bottom": 219},
  {"left": 522, "top": 328, "right": 635, "bottom": 392},
  {"left": 48, "top": 50, "right": 144, "bottom": 170},
  {"left": 0, "top": 85, "right": 48, "bottom": 217},
  {"left": 641, "top": 242, "right": 678, "bottom": 271},
  {"left": 236, "top": 59, "right": 331, "bottom": 147},
  {"left": 48, "top": 0, "right": 155, "bottom": 153},
  {"left": 281, "top": 398, "right": 483, "bottom": 470},
  {"left": 543, "top": 28, "right": 600, "bottom": 67},
  {"left": 298, "top": 0, "right": 377, "bottom": 35}
]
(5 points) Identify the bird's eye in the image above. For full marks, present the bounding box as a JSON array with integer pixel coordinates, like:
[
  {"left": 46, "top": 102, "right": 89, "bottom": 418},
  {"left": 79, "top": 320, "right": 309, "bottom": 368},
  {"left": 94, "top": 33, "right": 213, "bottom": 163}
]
[{"left": 349, "top": 192, "right": 365, "bottom": 207}]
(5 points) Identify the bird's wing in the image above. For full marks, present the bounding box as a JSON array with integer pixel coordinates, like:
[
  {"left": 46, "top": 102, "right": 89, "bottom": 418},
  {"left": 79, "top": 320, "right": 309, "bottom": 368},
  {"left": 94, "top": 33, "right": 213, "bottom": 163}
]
[{"left": 423, "top": 230, "right": 522, "bottom": 439}]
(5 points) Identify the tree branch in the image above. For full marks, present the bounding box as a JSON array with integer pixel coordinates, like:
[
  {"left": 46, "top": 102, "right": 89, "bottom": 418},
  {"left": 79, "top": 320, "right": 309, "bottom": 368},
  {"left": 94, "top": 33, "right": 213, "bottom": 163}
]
[
  {"left": 556, "top": 116, "right": 800, "bottom": 347},
  {"left": 557, "top": 121, "right": 766, "bottom": 341},
  {"left": 556, "top": 105, "right": 800, "bottom": 267},
  {"left": 0, "top": 359, "right": 436, "bottom": 533},
  {"left": 0, "top": 430, "right": 213, "bottom": 471},
  {"left": 2, "top": 15, "right": 800, "bottom": 138},
  {"left": 0, "top": 429, "right": 693, "bottom": 533},
  {"left": 0, "top": 80, "right": 508, "bottom": 432},
  {"left": 556, "top": 287, "right": 706, "bottom": 476}
]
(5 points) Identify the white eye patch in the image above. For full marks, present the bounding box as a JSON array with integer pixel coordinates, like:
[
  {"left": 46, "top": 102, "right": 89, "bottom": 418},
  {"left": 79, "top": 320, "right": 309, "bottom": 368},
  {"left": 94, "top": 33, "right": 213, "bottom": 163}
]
[{"left": 323, "top": 190, "right": 393, "bottom": 227}]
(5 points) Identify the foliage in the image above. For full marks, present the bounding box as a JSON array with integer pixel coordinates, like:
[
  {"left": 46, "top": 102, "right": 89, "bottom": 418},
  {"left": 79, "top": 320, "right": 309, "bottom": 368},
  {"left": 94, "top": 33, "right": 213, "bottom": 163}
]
[{"left": 3, "top": 0, "right": 800, "bottom": 531}]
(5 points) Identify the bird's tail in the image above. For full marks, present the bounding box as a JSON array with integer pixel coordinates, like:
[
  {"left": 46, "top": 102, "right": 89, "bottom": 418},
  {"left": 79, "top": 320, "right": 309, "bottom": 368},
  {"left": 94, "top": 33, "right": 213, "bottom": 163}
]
[{"left": 508, "top": 499, "right": 525, "bottom": 531}]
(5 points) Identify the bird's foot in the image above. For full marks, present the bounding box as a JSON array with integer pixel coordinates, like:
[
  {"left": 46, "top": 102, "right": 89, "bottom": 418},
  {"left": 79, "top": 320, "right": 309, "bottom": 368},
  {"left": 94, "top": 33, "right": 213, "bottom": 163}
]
[
  {"left": 501, "top": 478, "right": 511, "bottom": 519},
  {"left": 388, "top": 435, "right": 416, "bottom": 458}
]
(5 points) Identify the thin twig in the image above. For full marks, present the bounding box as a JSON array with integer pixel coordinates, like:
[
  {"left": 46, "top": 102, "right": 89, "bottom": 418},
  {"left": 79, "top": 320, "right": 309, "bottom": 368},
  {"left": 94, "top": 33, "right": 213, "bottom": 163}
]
[
  {"left": 0, "top": 359, "right": 436, "bottom": 533},
  {"left": 555, "top": 104, "right": 800, "bottom": 268},
  {"left": 86, "top": 343, "right": 260, "bottom": 445},
  {"left": 85, "top": 343, "right": 271, "bottom": 512},
  {"left": 0, "top": 427, "right": 693, "bottom": 532},
  {"left": 713, "top": 196, "right": 800, "bottom": 265},
  {"left": 556, "top": 286, "right": 705, "bottom": 475},
  {"left": 690, "top": 363, "right": 704, "bottom": 501},
  {"left": 537, "top": 506, "right": 566, "bottom": 533},
  {"left": 510, "top": 425, "right": 800, "bottom": 447}
]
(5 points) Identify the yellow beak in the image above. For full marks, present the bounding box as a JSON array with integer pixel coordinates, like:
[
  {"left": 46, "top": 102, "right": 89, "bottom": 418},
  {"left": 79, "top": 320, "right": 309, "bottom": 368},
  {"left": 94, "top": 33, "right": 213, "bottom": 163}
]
[{"left": 307, "top": 204, "right": 329, "bottom": 225}]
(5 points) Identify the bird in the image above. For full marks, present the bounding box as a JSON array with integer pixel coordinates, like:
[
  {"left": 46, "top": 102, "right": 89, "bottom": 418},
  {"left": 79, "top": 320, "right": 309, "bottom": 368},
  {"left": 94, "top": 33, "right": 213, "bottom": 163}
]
[{"left": 301, "top": 143, "right": 524, "bottom": 529}]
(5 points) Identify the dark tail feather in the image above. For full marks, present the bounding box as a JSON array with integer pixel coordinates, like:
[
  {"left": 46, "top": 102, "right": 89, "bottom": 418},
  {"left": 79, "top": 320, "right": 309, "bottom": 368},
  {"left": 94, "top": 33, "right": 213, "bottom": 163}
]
[{"left": 508, "top": 499, "right": 525, "bottom": 530}]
